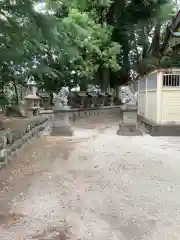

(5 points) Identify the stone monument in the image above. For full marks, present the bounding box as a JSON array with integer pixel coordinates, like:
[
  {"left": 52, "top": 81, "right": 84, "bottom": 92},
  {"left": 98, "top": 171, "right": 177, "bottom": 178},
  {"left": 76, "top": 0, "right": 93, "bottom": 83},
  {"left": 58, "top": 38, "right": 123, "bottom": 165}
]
[
  {"left": 51, "top": 87, "right": 73, "bottom": 136},
  {"left": 117, "top": 86, "right": 141, "bottom": 136}
]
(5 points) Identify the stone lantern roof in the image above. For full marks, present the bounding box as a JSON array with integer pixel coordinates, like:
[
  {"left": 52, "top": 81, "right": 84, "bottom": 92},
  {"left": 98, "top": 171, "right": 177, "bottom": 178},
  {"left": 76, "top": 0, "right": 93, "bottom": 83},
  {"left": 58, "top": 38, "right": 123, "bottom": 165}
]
[{"left": 24, "top": 94, "right": 40, "bottom": 100}]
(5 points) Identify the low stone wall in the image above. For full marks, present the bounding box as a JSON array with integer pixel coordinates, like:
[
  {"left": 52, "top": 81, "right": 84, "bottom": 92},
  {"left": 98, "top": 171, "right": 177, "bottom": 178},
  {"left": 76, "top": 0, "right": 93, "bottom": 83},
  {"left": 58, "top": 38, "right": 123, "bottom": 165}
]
[
  {"left": 0, "top": 114, "right": 52, "bottom": 169},
  {"left": 0, "top": 106, "right": 120, "bottom": 169},
  {"left": 138, "top": 114, "right": 180, "bottom": 136},
  {"left": 53, "top": 106, "right": 121, "bottom": 123}
]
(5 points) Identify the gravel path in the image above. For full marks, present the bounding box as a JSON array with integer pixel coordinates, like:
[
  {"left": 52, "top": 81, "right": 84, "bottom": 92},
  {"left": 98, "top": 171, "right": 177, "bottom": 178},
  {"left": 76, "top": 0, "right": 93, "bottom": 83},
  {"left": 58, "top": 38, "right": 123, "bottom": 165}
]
[{"left": 0, "top": 120, "right": 180, "bottom": 239}]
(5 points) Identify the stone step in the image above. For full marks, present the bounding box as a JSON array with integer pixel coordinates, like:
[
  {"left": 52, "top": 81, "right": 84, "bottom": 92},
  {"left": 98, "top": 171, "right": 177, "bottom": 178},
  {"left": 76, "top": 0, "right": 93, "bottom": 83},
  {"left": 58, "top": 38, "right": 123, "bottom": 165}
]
[
  {"left": 117, "top": 123, "right": 142, "bottom": 136},
  {"left": 119, "top": 123, "right": 138, "bottom": 131},
  {"left": 116, "top": 130, "right": 142, "bottom": 136}
]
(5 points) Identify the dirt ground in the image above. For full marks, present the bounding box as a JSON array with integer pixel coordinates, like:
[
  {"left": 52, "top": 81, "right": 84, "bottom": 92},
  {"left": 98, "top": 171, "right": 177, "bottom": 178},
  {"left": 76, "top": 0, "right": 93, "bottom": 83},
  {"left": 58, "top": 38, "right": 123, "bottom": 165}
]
[{"left": 1, "top": 119, "right": 180, "bottom": 239}]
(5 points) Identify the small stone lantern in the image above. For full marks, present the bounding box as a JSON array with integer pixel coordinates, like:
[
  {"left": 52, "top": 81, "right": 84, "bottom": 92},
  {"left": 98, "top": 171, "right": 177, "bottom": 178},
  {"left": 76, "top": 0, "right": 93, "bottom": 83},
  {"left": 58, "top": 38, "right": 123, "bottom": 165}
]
[
  {"left": 38, "top": 91, "right": 50, "bottom": 109},
  {"left": 106, "top": 91, "right": 114, "bottom": 106},
  {"left": 98, "top": 92, "right": 106, "bottom": 106},
  {"left": 87, "top": 92, "right": 97, "bottom": 107},
  {"left": 76, "top": 91, "right": 88, "bottom": 108},
  {"left": 24, "top": 82, "right": 40, "bottom": 117}
]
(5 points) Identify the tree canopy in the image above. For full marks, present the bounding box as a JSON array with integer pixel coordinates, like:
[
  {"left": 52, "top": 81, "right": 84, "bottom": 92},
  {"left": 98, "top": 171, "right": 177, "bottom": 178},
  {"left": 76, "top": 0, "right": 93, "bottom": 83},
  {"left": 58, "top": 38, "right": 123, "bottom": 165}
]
[{"left": 0, "top": 0, "right": 175, "bottom": 96}]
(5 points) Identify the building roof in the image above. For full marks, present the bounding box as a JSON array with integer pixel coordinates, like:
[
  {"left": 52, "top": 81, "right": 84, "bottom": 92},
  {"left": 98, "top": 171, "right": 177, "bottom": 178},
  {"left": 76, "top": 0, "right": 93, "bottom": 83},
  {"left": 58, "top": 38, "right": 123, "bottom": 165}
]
[{"left": 160, "top": 11, "right": 180, "bottom": 54}]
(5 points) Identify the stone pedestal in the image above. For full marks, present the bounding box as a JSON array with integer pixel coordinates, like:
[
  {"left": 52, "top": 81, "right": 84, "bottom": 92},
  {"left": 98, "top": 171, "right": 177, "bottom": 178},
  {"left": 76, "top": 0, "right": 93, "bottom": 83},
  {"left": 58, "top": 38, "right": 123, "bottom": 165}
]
[
  {"left": 117, "top": 104, "right": 142, "bottom": 136},
  {"left": 51, "top": 107, "right": 73, "bottom": 136},
  {"left": 24, "top": 95, "right": 41, "bottom": 117}
]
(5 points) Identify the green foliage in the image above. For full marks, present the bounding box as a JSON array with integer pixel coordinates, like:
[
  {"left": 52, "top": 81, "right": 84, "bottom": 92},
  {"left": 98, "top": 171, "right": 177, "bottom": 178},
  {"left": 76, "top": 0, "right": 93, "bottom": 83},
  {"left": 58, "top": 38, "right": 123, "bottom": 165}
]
[
  {"left": 0, "top": 0, "right": 173, "bottom": 97},
  {"left": 0, "top": 92, "right": 8, "bottom": 107},
  {"left": 108, "top": 0, "right": 173, "bottom": 82},
  {"left": 159, "top": 54, "right": 180, "bottom": 68},
  {"left": 0, "top": 0, "right": 121, "bottom": 93}
]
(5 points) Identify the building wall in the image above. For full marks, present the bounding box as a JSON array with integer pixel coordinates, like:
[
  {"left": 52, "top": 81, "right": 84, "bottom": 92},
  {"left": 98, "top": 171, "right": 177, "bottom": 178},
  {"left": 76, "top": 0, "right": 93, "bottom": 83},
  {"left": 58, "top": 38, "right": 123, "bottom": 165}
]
[
  {"left": 138, "top": 72, "right": 158, "bottom": 123},
  {"left": 146, "top": 90, "right": 157, "bottom": 122},
  {"left": 161, "top": 89, "right": 180, "bottom": 123},
  {"left": 160, "top": 71, "right": 180, "bottom": 123},
  {"left": 138, "top": 92, "right": 146, "bottom": 116},
  {"left": 138, "top": 77, "right": 146, "bottom": 116},
  {"left": 146, "top": 72, "right": 158, "bottom": 122},
  {"left": 138, "top": 69, "right": 180, "bottom": 124}
]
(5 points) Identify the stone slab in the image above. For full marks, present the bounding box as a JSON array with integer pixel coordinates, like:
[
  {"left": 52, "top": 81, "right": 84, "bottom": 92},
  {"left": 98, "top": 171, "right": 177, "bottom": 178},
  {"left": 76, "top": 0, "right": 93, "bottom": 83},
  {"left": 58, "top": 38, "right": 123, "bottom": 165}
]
[
  {"left": 116, "top": 130, "right": 142, "bottom": 136},
  {"left": 51, "top": 124, "right": 73, "bottom": 136},
  {"left": 117, "top": 123, "right": 142, "bottom": 136},
  {"left": 138, "top": 115, "right": 180, "bottom": 136},
  {"left": 118, "top": 123, "right": 138, "bottom": 132},
  {"left": 122, "top": 111, "right": 137, "bottom": 124}
]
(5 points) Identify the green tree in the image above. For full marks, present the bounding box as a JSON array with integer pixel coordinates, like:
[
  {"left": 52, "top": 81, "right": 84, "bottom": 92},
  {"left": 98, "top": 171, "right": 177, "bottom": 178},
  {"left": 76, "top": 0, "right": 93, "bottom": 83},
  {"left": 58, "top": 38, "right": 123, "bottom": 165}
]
[
  {"left": 106, "top": 0, "right": 172, "bottom": 83},
  {"left": 0, "top": 0, "right": 173, "bottom": 100}
]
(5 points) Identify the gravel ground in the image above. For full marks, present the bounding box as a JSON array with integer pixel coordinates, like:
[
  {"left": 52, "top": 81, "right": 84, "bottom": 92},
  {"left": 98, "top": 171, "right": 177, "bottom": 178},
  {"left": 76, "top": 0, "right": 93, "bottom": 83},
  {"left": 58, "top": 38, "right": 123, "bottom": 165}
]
[{"left": 0, "top": 119, "right": 180, "bottom": 239}]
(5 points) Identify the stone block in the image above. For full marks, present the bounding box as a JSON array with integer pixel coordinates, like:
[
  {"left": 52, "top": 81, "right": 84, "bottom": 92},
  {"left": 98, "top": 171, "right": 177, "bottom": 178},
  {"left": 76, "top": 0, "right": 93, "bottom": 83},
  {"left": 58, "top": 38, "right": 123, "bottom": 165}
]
[
  {"left": 11, "top": 150, "right": 18, "bottom": 158},
  {"left": 119, "top": 123, "right": 137, "bottom": 132},
  {"left": 31, "top": 128, "right": 35, "bottom": 136},
  {"left": 24, "top": 133, "right": 28, "bottom": 142},
  {"left": 72, "top": 113, "right": 76, "bottom": 122},
  {"left": 122, "top": 111, "right": 137, "bottom": 124},
  {"left": 22, "top": 135, "right": 25, "bottom": 143},
  {"left": 116, "top": 130, "right": 142, "bottom": 136},
  {"left": 80, "top": 112, "right": 83, "bottom": 118},
  {"left": 51, "top": 124, "right": 73, "bottom": 136},
  {"left": 17, "top": 139, "right": 23, "bottom": 149},
  {"left": 117, "top": 123, "right": 142, "bottom": 136},
  {"left": 7, "top": 144, "right": 13, "bottom": 153},
  {"left": 0, "top": 135, "right": 7, "bottom": 148},
  {"left": 12, "top": 141, "right": 18, "bottom": 152},
  {"left": 16, "top": 140, "right": 21, "bottom": 149},
  {"left": 0, "top": 162, "right": 5, "bottom": 169},
  {"left": 0, "top": 148, "right": 7, "bottom": 164}
]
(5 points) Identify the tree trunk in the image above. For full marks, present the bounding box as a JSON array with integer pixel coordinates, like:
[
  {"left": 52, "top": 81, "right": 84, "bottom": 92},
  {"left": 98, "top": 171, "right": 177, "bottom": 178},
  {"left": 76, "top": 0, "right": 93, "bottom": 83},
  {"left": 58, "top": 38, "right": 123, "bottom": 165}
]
[
  {"left": 50, "top": 92, "right": 53, "bottom": 106},
  {"left": 12, "top": 79, "right": 19, "bottom": 105},
  {"left": 100, "top": 67, "right": 109, "bottom": 92},
  {"left": 115, "top": 85, "right": 121, "bottom": 99},
  {"left": 151, "top": 23, "right": 161, "bottom": 58},
  {"left": 79, "top": 81, "right": 87, "bottom": 91},
  {"left": 0, "top": 82, "right": 4, "bottom": 93}
]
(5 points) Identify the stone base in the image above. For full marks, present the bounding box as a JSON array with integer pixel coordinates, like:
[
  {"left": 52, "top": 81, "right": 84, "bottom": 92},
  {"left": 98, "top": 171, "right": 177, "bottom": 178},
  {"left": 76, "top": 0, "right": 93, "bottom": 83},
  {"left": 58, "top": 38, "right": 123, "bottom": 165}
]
[
  {"left": 116, "top": 123, "right": 142, "bottom": 136},
  {"left": 138, "top": 115, "right": 180, "bottom": 136},
  {"left": 51, "top": 123, "right": 73, "bottom": 136}
]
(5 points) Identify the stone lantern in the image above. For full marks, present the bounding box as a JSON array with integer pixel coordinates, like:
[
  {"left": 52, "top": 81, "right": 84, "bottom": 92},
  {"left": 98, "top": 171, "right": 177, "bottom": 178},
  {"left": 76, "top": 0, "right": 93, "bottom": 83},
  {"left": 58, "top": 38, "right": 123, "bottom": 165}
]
[
  {"left": 24, "top": 81, "right": 40, "bottom": 117},
  {"left": 87, "top": 92, "right": 97, "bottom": 107},
  {"left": 76, "top": 91, "right": 88, "bottom": 108},
  {"left": 106, "top": 91, "right": 114, "bottom": 106},
  {"left": 98, "top": 92, "right": 106, "bottom": 106}
]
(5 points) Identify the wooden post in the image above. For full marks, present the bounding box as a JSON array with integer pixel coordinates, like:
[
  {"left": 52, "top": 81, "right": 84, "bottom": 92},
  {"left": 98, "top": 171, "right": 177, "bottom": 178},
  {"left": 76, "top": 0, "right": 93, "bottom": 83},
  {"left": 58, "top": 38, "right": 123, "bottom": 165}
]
[{"left": 157, "top": 71, "right": 163, "bottom": 124}]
